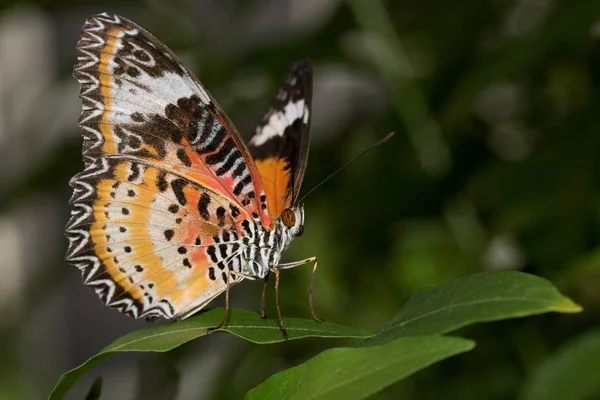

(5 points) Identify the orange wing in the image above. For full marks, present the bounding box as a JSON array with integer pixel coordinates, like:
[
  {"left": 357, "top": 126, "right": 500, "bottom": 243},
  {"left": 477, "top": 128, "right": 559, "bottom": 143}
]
[{"left": 247, "top": 60, "right": 312, "bottom": 221}]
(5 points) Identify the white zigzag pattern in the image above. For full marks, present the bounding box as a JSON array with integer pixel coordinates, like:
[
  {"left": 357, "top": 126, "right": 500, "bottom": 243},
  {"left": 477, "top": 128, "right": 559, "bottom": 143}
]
[{"left": 67, "top": 13, "right": 172, "bottom": 319}]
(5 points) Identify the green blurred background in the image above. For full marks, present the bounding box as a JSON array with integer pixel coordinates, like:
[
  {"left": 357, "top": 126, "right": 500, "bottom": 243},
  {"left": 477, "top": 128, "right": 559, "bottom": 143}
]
[{"left": 1, "top": 0, "right": 600, "bottom": 399}]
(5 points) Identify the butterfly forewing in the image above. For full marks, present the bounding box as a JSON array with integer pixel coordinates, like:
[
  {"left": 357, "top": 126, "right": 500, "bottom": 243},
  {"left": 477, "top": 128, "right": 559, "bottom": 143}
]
[
  {"left": 73, "top": 13, "right": 269, "bottom": 225},
  {"left": 67, "top": 13, "right": 269, "bottom": 320},
  {"left": 248, "top": 60, "right": 312, "bottom": 220}
]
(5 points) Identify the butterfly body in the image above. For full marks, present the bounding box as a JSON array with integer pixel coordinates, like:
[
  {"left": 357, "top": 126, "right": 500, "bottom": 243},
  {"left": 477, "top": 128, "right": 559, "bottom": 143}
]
[
  {"left": 66, "top": 13, "right": 315, "bottom": 327},
  {"left": 242, "top": 206, "right": 304, "bottom": 277}
]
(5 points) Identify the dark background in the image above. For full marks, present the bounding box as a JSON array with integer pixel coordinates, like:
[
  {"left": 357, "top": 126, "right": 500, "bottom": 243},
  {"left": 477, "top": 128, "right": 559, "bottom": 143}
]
[{"left": 1, "top": 0, "right": 599, "bottom": 399}]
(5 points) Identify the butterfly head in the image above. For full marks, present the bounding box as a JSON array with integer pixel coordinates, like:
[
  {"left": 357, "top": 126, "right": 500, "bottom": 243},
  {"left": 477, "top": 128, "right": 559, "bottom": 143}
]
[{"left": 280, "top": 205, "right": 305, "bottom": 238}]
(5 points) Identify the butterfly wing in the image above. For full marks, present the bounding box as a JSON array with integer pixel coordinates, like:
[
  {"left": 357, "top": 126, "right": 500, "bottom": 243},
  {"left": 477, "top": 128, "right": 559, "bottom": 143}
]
[
  {"left": 73, "top": 13, "right": 269, "bottom": 225},
  {"left": 67, "top": 13, "right": 267, "bottom": 320},
  {"left": 67, "top": 157, "right": 246, "bottom": 319},
  {"left": 247, "top": 60, "right": 312, "bottom": 221}
]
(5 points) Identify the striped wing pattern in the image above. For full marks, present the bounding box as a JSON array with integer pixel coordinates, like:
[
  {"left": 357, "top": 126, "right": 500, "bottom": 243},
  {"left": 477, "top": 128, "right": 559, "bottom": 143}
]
[
  {"left": 66, "top": 13, "right": 269, "bottom": 319},
  {"left": 248, "top": 60, "right": 312, "bottom": 220}
]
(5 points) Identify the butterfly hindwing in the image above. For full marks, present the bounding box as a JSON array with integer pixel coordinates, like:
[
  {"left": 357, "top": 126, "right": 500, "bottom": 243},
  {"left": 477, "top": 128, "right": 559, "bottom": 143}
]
[
  {"left": 66, "top": 157, "right": 247, "bottom": 319},
  {"left": 248, "top": 60, "right": 312, "bottom": 221}
]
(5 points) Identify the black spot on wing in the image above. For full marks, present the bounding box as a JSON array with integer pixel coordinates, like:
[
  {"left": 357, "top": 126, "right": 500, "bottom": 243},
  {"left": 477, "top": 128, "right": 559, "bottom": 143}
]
[
  {"left": 131, "top": 112, "right": 145, "bottom": 122},
  {"left": 241, "top": 220, "right": 252, "bottom": 236},
  {"left": 232, "top": 162, "right": 245, "bottom": 178},
  {"left": 197, "top": 193, "right": 211, "bottom": 220},
  {"left": 229, "top": 204, "right": 241, "bottom": 218},
  {"left": 157, "top": 170, "right": 168, "bottom": 192},
  {"left": 206, "top": 246, "right": 218, "bottom": 263},
  {"left": 170, "top": 179, "right": 187, "bottom": 206},
  {"left": 127, "top": 162, "right": 141, "bottom": 181},
  {"left": 219, "top": 244, "right": 228, "bottom": 258},
  {"left": 216, "top": 207, "right": 226, "bottom": 227},
  {"left": 176, "top": 148, "right": 192, "bottom": 167}
]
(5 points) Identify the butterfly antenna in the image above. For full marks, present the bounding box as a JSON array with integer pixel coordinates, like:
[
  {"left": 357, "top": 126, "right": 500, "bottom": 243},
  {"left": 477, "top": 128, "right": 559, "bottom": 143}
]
[{"left": 298, "top": 132, "right": 395, "bottom": 203}]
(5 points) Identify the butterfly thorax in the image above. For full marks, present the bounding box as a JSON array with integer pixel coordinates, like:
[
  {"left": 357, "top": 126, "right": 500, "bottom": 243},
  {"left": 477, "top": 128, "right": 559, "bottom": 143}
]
[{"left": 241, "top": 205, "right": 305, "bottom": 279}]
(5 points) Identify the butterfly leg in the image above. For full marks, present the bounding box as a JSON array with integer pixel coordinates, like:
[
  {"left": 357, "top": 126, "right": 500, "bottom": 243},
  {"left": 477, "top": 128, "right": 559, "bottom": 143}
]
[
  {"left": 308, "top": 258, "right": 324, "bottom": 323},
  {"left": 207, "top": 272, "right": 233, "bottom": 333},
  {"left": 260, "top": 272, "right": 270, "bottom": 319},
  {"left": 277, "top": 256, "right": 324, "bottom": 323},
  {"left": 207, "top": 270, "right": 258, "bottom": 333},
  {"left": 272, "top": 267, "right": 288, "bottom": 340}
]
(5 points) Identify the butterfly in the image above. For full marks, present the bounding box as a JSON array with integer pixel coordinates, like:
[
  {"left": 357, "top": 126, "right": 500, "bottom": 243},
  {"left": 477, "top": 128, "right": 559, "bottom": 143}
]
[{"left": 65, "top": 12, "right": 321, "bottom": 338}]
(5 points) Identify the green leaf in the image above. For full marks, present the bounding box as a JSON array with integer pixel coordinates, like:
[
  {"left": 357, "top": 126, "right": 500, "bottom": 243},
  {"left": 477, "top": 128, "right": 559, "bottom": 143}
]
[
  {"left": 245, "top": 335, "right": 475, "bottom": 400},
  {"left": 84, "top": 376, "right": 102, "bottom": 400},
  {"left": 520, "top": 328, "right": 600, "bottom": 400},
  {"left": 48, "top": 308, "right": 370, "bottom": 400},
  {"left": 369, "top": 271, "right": 581, "bottom": 344}
]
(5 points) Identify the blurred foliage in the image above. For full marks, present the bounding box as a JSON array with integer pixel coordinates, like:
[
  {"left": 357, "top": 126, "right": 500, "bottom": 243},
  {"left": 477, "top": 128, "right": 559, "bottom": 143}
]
[
  {"left": 2, "top": 0, "right": 600, "bottom": 398},
  {"left": 520, "top": 328, "right": 600, "bottom": 400}
]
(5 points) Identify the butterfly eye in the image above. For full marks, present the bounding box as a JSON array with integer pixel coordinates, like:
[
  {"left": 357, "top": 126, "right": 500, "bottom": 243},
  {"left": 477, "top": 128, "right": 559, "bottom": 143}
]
[{"left": 281, "top": 208, "right": 296, "bottom": 228}]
